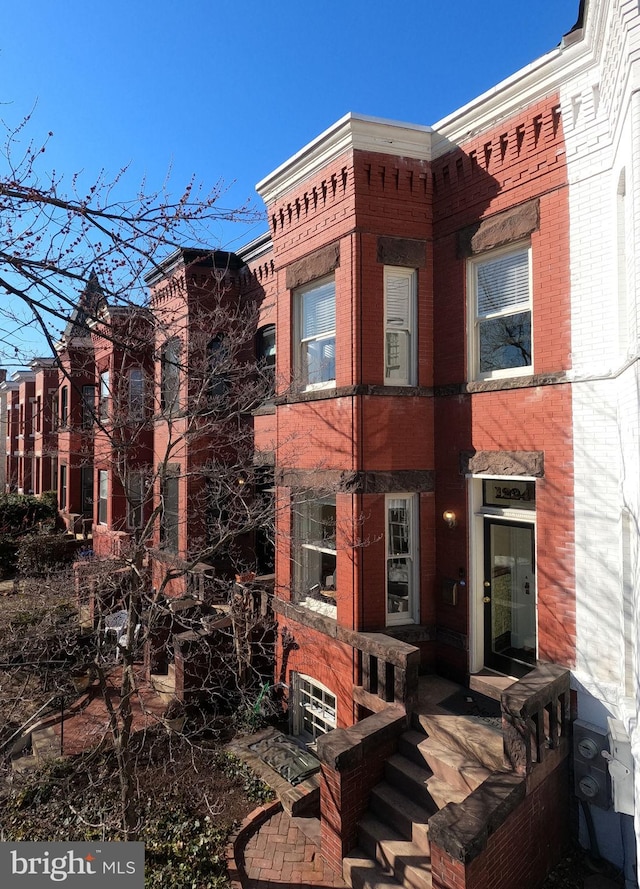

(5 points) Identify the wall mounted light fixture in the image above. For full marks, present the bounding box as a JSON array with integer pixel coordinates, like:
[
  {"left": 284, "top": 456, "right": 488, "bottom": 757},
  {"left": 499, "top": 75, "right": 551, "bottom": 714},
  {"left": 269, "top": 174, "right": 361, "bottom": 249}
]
[{"left": 443, "top": 509, "right": 457, "bottom": 529}]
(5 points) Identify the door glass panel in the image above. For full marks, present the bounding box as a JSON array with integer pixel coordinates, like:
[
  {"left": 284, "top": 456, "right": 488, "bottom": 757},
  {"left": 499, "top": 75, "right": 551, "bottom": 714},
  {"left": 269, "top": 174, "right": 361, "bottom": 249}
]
[{"left": 487, "top": 521, "right": 535, "bottom": 667}]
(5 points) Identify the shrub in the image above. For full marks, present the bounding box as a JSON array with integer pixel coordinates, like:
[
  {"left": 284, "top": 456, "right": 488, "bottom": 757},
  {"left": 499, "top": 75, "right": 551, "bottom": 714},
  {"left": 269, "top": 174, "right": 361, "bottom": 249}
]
[
  {"left": 0, "top": 536, "right": 18, "bottom": 578},
  {"left": 0, "top": 493, "right": 58, "bottom": 537},
  {"left": 16, "top": 535, "right": 85, "bottom": 577}
]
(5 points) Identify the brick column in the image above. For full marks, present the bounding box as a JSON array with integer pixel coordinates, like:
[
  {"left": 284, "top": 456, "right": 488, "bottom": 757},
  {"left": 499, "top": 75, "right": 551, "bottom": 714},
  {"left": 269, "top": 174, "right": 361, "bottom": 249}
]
[{"left": 315, "top": 705, "right": 407, "bottom": 875}]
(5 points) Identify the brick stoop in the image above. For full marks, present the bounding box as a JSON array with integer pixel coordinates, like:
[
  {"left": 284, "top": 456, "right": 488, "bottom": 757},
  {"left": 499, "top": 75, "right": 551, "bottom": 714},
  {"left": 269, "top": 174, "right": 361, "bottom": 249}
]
[{"left": 342, "top": 717, "right": 505, "bottom": 889}]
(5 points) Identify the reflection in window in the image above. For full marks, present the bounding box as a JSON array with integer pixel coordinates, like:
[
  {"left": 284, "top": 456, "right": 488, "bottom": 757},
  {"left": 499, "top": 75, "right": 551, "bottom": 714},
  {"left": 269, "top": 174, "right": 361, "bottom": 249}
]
[
  {"left": 161, "top": 339, "right": 180, "bottom": 416},
  {"left": 257, "top": 324, "right": 276, "bottom": 398},
  {"left": 295, "top": 496, "right": 336, "bottom": 617},
  {"left": 128, "top": 368, "right": 145, "bottom": 420},
  {"left": 294, "top": 673, "right": 336, "bottom": 741},
  {"left": 386, "top": 495, "right": 417, "bottom": 624},
  {"left": 297, "top": 278, "right": 335, "bottom": 388},
  {"left": 472, "top": 246, "right": 532, "bottom": 378}
]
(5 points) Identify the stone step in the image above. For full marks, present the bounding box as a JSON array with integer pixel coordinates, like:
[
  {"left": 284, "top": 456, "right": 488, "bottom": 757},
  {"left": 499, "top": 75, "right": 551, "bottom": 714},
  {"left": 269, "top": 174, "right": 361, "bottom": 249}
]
[
  {"left": 31, "top": 726, "right": 62, "bottom": 762},
  {"left": 384, "top": 754, "right": 468, "bottom": 813},
  {"left": 399, "top": 731, "right": 491, "bottom": 793},
  {"left": 358, "top": 814, "right": 433, "bottom": 889},
  {"left": 412, "top": 711, "right": 504, "bottom": 772},
  {"left": 343, "top": 849, "right": 404, "bottom": 889},
  {"left": 11, "top": 753, "right": 39, "bottom": 773},
  {"left": 369, "top": 781, "right": 431, "bottom": 853}
]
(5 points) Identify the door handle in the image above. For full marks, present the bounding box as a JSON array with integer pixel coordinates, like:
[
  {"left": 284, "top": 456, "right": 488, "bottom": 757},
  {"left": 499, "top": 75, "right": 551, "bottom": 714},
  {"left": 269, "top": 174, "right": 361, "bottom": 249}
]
[{"left": 483, "top": 596, "right": 491, "bottom": 603}]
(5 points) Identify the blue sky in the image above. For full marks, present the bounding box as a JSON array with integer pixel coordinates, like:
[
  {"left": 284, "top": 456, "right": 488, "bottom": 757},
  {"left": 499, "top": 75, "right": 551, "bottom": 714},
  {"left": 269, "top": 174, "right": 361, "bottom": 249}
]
[{"left": 2, "top": 0, "right": 579, "bottom": 363}]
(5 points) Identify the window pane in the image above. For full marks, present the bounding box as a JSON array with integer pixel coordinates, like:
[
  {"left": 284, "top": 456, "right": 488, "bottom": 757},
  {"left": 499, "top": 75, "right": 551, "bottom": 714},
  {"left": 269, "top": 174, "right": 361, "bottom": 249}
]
[
  {"left": 387, "top": 557, "right": 410, "bottom": 613},
  {"left": 98, "top": 471, "right": 108, "bottom": 524},
  {"left": 161, "top": 340, "right": 180, "bottom": 415},
  {"left": 302, "top": 336, "right": 335, "bottom": 385},
  {"left": 385, "top": 331, "right": 410, "bottom": 381},
  {"left": 477, "top": 251, "right": 529, "bottom": 316},
  {"left": 301, "top": 282, "right": 335, "bottom": 338},
  {"left": 129, "top": 369, "right": 144, "bottom": 419},
  {"left": 479, "top": 311, "right": 531, "bottom": 372},
  {"left": 388, "top": 500, "right": 410, "bottom": 555}
]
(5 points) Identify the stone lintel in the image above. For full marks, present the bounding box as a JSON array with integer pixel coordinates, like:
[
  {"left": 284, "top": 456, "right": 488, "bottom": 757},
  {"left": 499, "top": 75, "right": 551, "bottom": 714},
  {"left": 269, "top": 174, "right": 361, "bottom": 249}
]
[
  {"left": 285, "top": 243, "right": 340, "bottom": 290},
  {"left": 461, "top": 450, "right": 544, "bottom": 478},
  {"left": 457, "top": 199, "right": 539, "bottom": 258},
  {"left": 377, "top": 236, "right": 427, "bottom": 268}
]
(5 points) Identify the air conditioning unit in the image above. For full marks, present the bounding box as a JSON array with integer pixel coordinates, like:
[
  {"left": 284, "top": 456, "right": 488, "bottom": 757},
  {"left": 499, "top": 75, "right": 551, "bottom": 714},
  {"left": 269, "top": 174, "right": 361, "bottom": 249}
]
[{"left": 573, "top": 719, "right": 611, "bottom": 809}]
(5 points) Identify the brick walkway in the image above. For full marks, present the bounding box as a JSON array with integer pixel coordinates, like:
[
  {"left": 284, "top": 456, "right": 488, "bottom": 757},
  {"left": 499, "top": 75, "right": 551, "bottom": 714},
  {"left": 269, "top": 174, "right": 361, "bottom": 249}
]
[
  {"left": 40, "top": 668, "right": 168, "bottom": 756},
  {"left": 241, "top": 809, "right": 346, "bottom": 889}
]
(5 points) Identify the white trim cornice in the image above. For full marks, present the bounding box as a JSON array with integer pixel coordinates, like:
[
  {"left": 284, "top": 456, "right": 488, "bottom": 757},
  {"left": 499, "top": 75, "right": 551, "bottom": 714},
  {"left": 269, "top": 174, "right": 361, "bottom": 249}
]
[{"left": 256, "top": 113, "right": 432, "bottom": 206}]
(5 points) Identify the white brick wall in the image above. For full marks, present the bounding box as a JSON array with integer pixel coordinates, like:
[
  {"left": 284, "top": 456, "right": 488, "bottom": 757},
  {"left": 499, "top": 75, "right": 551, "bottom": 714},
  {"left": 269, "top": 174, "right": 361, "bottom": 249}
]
[{"left": 562, "top": 0, "right": 640, "bottom": 871}]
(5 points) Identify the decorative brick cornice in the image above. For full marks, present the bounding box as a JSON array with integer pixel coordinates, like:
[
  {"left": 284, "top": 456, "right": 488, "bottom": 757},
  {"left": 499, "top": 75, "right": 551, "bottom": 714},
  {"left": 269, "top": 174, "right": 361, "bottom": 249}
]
[{"left": 257, "top": 113, "right": 432, "bottom": 205}]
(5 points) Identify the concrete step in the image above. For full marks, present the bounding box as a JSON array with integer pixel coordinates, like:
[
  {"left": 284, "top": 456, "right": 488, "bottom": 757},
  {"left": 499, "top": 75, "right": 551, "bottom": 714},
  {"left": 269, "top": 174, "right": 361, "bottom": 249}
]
[
  {"left": 384, "top": 754, "right": 467, "bottom": 813},
  {"left": 399, "top": 731, "right": 491, "bottom": 793},
  {"left": 31, "top": 726, "right": 62, "bottom": 762},
  {"left": 358, "top": 814, "right": 433, "bottom": 889},
  {"left": 412, "top": 711, "right": 504, "bottom": 773},
  {"left": 343, "top": 849, "right": 403, "bottom": 889},
  {"left": 369, "top": 781, "right": 431, "bottom": 853},
  {"left": 11, "top": 753, "right": 39, "bottom": 773}
]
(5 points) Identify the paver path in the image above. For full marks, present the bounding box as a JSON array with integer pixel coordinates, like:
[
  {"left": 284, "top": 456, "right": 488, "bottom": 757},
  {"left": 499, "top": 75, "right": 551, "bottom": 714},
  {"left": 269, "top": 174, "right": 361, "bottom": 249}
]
[{"left": 242, "top": 809, "right": 347, "bottom": 889}]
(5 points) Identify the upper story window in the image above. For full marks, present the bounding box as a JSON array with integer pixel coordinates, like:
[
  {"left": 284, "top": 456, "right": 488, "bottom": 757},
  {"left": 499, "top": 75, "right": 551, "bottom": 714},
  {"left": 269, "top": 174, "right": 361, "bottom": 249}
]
[
  {"left": 60, "top": 386, "right": 69, "bottom": 428},
  {"left": 384, "top": 267, "right": 417, "bottom": 386},
  {"left": 257, "top": 324, "right": 276, "bottom": 398},
  {"left": 99, "top": 370, "right": 110, "bottom": 421},
  {"left": 82, "top": 385, "right": 95, "bottom": 429},
  {"left": 295, "top": 495, "right": 337, "bottom": 618},
  {"left": 160, "top": 470, "right": 180, "bottom": 552},
  {"left": 161, "top": 339, "right": 181, "bottom": 417},
  {"left": 128, "top": 368, "right": 145, "bottom": 421},
  {"left": 207, "top": 335, "right": 230, "bottom": 405},
  {"left": 296, "top": 277, "right": 335, "bottom": 390},
  {"left": 469, "top": 245, "right": 532, "bottom": 380},
  {"left": 127, "top": 470, "right": 145, "bottom": 529}
]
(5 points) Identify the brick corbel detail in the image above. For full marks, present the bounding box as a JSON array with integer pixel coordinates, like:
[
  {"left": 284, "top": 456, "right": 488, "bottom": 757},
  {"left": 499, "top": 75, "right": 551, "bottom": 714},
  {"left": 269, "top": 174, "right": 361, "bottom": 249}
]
[{"left": 315, "top": 706, "right": 407, "bottom": 874}]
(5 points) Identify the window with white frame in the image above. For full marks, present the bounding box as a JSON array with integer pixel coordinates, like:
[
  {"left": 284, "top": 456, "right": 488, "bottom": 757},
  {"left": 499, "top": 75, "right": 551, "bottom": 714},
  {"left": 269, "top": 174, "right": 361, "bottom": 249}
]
[
  {"left": 386, "top": 494, "right": 418, "bottom": 625},
  {"left": 470, "top": 245, "right": 532, "bottom": 379},
  {"left": 295, "top": 496, "right": 337, "bottom": 616},
  {"left": 293, "top": 673, "right": 337, "bottom": 741},
  {"left": 128, "top": 368, "right": 145, "bottom": 421},
  {"left": 98, "top": 470, "right": 108, "bottom": 524},
  {"left": 385, "top": 267, "right": 417, "bottom": 386},
  {"left": 296, "top": 277, "right": 335, "bottom": 389}
]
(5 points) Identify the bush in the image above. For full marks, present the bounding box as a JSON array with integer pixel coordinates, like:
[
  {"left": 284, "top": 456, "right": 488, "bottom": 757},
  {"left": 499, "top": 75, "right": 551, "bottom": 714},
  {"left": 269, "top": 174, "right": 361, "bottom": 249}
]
[
  {"left": 16, "top": 535, "right": 84, "bottom": 577},
  {"left": 0, "top": 493, "right": 58, "bottom": 537},
  {"left": 0, "top": 536, "right": 18, "bottom": 578}
]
